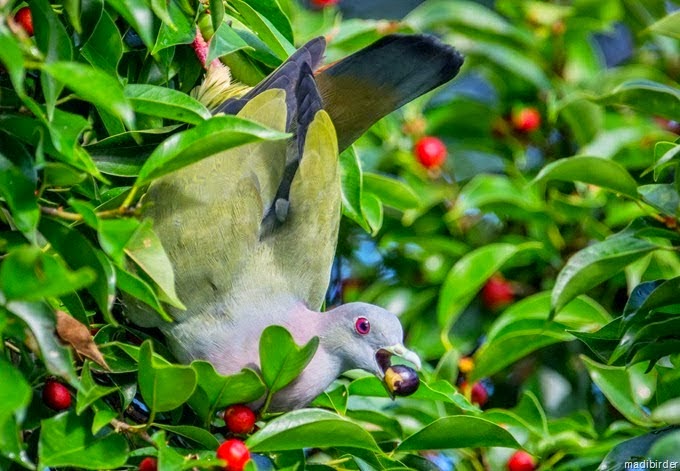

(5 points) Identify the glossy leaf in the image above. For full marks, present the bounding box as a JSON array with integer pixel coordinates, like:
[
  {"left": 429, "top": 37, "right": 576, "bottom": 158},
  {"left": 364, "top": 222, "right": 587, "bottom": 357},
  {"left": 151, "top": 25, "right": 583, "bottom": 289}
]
[
  {"left": 339, "top": 146, "right": 370, "bottom": 232},
  {"left": 76, "top": 362, "right": 118, "bottom": 415},
  {"left": 138, "top": 341, "right": 197, "bottom": 413},
  {"left": 0, "top": 154, "right": 39, "bottom": 234},
  {"left": 40, "top": 218, "right": 117, "bottom": 322},
  {"left": 397, "top": 416, "right": 520, "bottom": 451},
  {"left": 259, "top": 326, "right": 318, "bottom": 394},
  {"left": 472, "top": 293, "right": 611, "bottom": 380},
  {"left": 552, "top": 235, "right": 658, "bottom": 315},
  {"left": 134, "top": 115, "right": 289, "bottom": 185},
  {"left": 106, "top": 0, "right": 155, "bottom": 48},
  {"left": 152, "top": 0, "right": 195, "bottom": 54},
  {"left": 247, "top": 409, "right": 380, "bottom": 452},
  {"left": 124, "top": 219, "right": 185, "bottom": 310},
  {"left": 38, "top": 411, "right": 128, "bottom": 469},
  {"left": 363, "top": 173, "right": 420, "bottom": 211},
  {"left": 646, "top": 10, "right": 680, "bottom": 39},
  {"left": 0, "top": 246, "right": 95, "bottom": 301},
  {"left": 638, "top": 184, "right": 679, "bottom": 216},
  {"left": 581, "top": 356, "right": 657, "bottom": 426},
  {"left": 207, "top": 22, "right": 252, "bottom": 63},
  {"left": 3, "top": 302, "right": 77, "bottom": 382},
  {"left": 598, "top": 80, "right": 680, "bottom": 120},
  {"left": 41, "top": 62, "right": 134, "bottom": 126},
  {"left": 125, "top": 84, "right": 211, "bottom": 125},
  {"left": 230, "top": 0, "right": 295, "bottom": 60},
  {"left": 532, "top": 156, "right": 639, "bottom": 198},
  {"left": 115, "top": 267, "right": 172, "bottom": 321}
]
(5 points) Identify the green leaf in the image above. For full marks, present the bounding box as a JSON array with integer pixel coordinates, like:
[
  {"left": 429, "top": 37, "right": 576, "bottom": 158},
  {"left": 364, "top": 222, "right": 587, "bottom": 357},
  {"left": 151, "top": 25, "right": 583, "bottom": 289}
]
[
  {"left": 348, "top": 376, "right": 477, "bottom": 412},
  {"left": 138, "top": 341, "right": 197, "bottom": 414},
  {"left": 152, "top": 0, "right": 195, "bottom": 54},
  {"left": 0, "top": 246, "right": 95, "bottom": 301},
  {"left": 581, "top": 356, "right": 658, "bottom": 426},
  {"left": 532, "top": 156, "right": 639, "bottom": 199},
  {"left": 38, "top": 411, "right": 128, "bottom": 469},
  {"left": 209, "top": 0, "right": 225, "bottom": 32},
  {"left": 259, "top": 325, "right": 318, "bottom": 394},
  {"left": 0, "top": 25, "right": 26, "bottom": 96},
  {"left": 247, "top": 409, "right": 380, "bottom": 452},
  {"left": 406, "top": 0, "right": 527, "bottom": 42},
  {"left": 124, "top": 219, "right": 185, "bottom": 310},
  {"left": 41, "top": 62, "right": 134, "bottom": 127},
  {"left": 551, "top": 234, "right": 658, "bottom": 315},
  {"left": 43, "top": 162, "right": 87, "bottom": 187},
  {"left": 471, "top": 293, "right": 611, "bottom": 380},
  {"left": 40, "top": 218, "right": 117, "bottom": 322},
  {"left": 32, "top": 0, "right": 74, "bottom": 115},
  {"left": 81, "top": 9, "right": 123, "bottom": 76},
  {"left": 598, "top": 80, "right": 680, "bottom": 121},
  {"left": 470, "top": 41, "right": 550, "bottom": 90},
  {"left": 0, "top": 154, "right": 39, "bottom": 234},
  {"left": 230, "top": 0, "right": 296, "bottom": 60},
  {"left": 76, "top": 362, "right": 118, "bottom": 415},
  {"left": 397, "top": 416, "right": 520, "bottom": 451},
  {"left": 622, "top": 277, "right": 680, "bottom": 332},
  {"left": 339, "top": 146, "right": 370, "bottom": 232},
  {"left": 638, "top": 184, "right": 680, "bottom": 216},
  {"left": 437, "top": 243, "right": 538, "bottom": 330},
  {"left": 243, "top": 0, "right": 294, "bottom": 43},
  {"left": 3, "top": 302, "right": 77, "bottom": 382},
  {"left": 646, "top": 11, "right": 680, "bottom": 39},
  {"left": 570, "top": 317, "right": 622, "bottom": 363},
  {"left": 125, "top": 84, "right": 211, "bottom": 125},
  {"left": 363, "top": 173, "right": 419, "bottom": 211},
  {"left": 651, "top": 398, "right": 680, "bottom": 424},
  {"left": 153, "top": 424, "right": 220, "bottom": 449},
  {"left": 115, "top": 267, "right": 172, "bottom": 322},
  {"left": 135, "top": 115, "right": 289, "bottom": 186},
  {"left": 650, "top": 429, "right": 680, "bottom": 461},
  {"left": 106, "top": 0, "right": 155, "bottom": 49},
  {"left": 207, "top": 22, "right": 252, "bottom": 63},
  {"left": 0, "top": 356, "right": 31, "bottom": 419},
  {"left": 361, "top": 193, "right": 383, "bottom": 235},
  {"left": 647, "top": 141, "right": 680, "bottom": 180},
  {"left": 451, "top": 174, "right": 543, "bottom": 218},
  {"left": 189, "top": 361, "right": 265, "bottom": 423},
  {"left": 599, "top": 428, "right": 680, "bottom": 470}
]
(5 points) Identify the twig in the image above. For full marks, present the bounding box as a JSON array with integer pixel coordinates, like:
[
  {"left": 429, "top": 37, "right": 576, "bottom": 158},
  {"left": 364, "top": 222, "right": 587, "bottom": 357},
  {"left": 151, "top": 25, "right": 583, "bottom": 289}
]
[{"left": 111, "top": 418, "right": 156, "bottom": 446}]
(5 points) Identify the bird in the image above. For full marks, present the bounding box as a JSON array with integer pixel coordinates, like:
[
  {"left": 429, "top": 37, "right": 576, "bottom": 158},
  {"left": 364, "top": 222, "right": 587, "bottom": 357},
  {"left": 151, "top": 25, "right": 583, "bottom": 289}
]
[{"left": 125, "top": 33, "right": 463, "bottom": 411}]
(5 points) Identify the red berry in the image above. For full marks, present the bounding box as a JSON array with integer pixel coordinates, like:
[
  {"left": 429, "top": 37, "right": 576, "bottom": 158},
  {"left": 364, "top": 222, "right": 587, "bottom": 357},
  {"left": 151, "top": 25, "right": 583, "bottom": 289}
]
[
  {"left": 507, "top": 451, "right": 536, "bottom": 471},
  {"left": 414, "top": 136, "right": 447, "bottom": 169},
  {"left": 14, "top": 7, "right": 33, "bottom": 36},
  {"left": 217, "top": 439, "right": 250, "bottom": 471},
  {"left": 512, "top": 107, "right": 541, "bottom": 133},
  {"left": 224, "top": 404, "right": 256, "bottom": 434},
  {"left": 310, "top": 0, "right": 339, "bottom": 8},
  {"left": 139, "top": 457, "right": 157, "bottom": 471},
  {"left": 481, "top": 276, "right": 514, "bottom": 310},
  {"left": 470, "top": 382, "right": 488, "bottom": 407},
  {"left": 460, "top": 381, "right": 489, "bottom": 407},
  {"left": 42, "top": 380, "right": 72, "bottom": 411}
]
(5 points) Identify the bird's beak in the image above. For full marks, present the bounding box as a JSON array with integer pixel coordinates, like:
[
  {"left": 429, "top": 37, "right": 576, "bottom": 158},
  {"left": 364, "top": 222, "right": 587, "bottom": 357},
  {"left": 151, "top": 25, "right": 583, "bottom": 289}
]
[{"left": 375, "top": 344, "right": 421, "bottom": 378}]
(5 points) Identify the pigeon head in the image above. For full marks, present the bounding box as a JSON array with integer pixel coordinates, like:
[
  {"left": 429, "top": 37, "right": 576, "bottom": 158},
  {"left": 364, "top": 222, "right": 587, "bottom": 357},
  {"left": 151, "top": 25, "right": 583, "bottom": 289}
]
[{"left": 323, "top": 302, "right": 421, "bottom": 378}]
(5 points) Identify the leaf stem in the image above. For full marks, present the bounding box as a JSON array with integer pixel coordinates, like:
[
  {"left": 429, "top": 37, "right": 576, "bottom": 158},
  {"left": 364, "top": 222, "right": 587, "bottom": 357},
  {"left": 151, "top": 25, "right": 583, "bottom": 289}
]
[{"left": 40, "top": 205, "right": 140, "bottom": 222}]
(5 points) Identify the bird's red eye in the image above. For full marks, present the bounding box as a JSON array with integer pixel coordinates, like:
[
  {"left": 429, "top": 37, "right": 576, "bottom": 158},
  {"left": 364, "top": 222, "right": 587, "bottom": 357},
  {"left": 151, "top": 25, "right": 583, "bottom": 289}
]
[{"left": 355, "top": 317, "right": 370, "bottom": 335}]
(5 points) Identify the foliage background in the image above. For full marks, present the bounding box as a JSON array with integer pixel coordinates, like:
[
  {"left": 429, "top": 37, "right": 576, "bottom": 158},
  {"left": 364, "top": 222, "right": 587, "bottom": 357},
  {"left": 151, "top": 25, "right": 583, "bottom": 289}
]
[{"left": 0, "top": 0, "right": 679, "bottom": 470}]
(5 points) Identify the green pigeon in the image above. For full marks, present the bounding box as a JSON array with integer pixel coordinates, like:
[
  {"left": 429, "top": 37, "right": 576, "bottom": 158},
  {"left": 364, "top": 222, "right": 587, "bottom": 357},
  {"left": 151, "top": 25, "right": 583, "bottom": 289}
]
[{"left": 126, "top": 34, "right": 463, "bottom": 410}]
